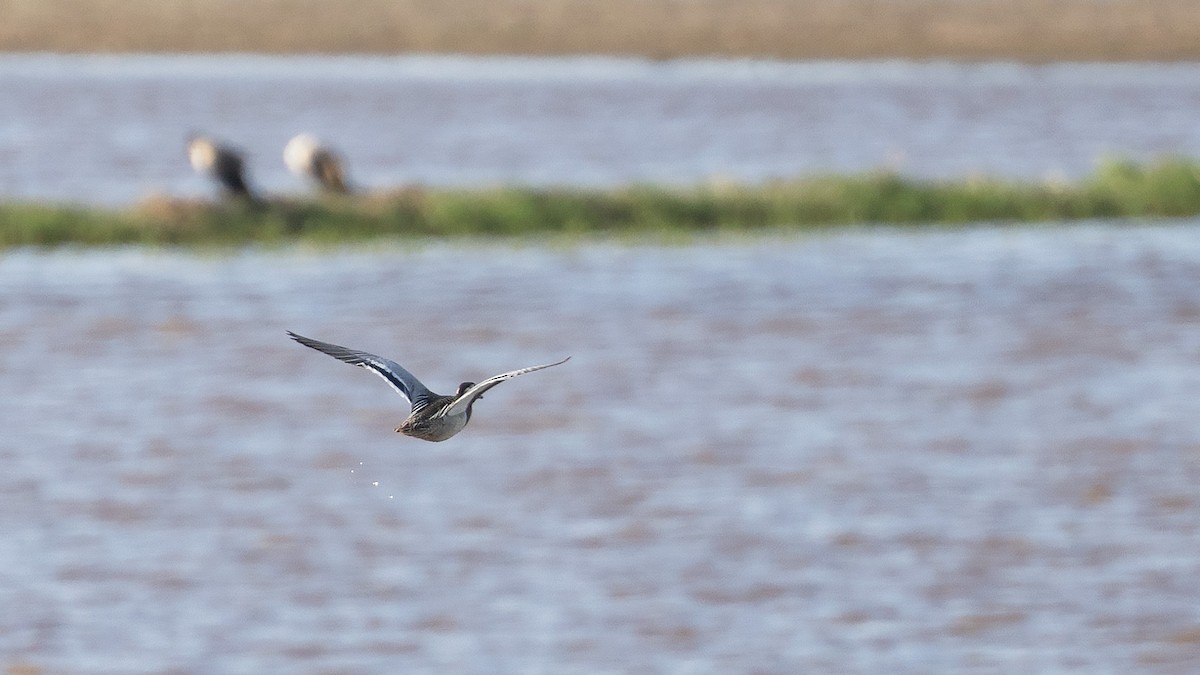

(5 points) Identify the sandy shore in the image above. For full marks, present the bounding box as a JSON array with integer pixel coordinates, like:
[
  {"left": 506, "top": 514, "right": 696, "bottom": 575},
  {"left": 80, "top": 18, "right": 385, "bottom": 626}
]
[{"left": 3, "top": 0, "right": 1199, "bottom": 61}]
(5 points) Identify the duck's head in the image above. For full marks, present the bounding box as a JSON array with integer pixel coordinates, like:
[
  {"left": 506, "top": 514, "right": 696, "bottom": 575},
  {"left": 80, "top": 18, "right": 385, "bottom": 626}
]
[
  {"left": 456, "top": 381, "right": 477, "bottom": 398},
  {"left": 186, "top": 135, "right": 219, "bottom": 172}
]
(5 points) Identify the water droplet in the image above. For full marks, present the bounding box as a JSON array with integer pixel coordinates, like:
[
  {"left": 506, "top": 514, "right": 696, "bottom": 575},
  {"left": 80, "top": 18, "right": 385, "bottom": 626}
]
[{"left": 372, "top": 481, "right": 379, "bottom": 487}]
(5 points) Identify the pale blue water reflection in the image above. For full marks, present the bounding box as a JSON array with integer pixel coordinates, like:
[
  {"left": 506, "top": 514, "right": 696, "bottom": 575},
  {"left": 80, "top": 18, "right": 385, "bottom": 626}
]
[
  {"left": 2, "top": 55, "right": 1200, "bottom": 204},
  {"left": 2, "top": 224, "right": 1200, "bottom": 670}
]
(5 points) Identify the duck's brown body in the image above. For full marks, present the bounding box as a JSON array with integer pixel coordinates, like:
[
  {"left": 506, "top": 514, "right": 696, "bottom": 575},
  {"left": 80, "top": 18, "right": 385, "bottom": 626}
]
[{"left": 395, "top": 394, "right": 473, "bottom": 442}]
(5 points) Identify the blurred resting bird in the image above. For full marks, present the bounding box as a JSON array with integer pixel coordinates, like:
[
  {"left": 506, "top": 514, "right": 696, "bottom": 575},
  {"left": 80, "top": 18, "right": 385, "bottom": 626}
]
[
  {"left": 288, "top": 331, "right": 570, "bottom": 442},
  {"left": 284, "top": 133, "right": 350, "bottom": 194},
  {"left": 187, "top": 135, "right": 257, "bottom": 201}
]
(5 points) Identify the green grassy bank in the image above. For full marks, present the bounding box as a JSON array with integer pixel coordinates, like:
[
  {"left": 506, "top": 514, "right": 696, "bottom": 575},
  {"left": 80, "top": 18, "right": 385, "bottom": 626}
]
[{"left": 4, "top": 158, "right": 1200, "bottom": 247}]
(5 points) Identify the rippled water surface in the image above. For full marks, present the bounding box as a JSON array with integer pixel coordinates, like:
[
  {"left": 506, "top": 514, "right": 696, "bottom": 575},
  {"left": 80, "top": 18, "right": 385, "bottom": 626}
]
[
  {"left": 3, "top": 224, "right": 1200, "bottom": 671},
  {"left": 3, "top": 55, "right": 1200, "bottom": 204}
]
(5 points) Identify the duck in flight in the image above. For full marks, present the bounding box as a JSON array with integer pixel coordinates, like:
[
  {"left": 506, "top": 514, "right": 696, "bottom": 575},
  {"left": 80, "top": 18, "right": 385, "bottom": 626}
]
[{"left": 288, "top": 331, "right": 569, "bottom": 441}]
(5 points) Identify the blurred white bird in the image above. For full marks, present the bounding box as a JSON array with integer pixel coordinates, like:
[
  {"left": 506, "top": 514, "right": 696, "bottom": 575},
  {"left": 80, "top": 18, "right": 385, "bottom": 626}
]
[
  {"left": 187, "top": 135, "right": 257, "bottom": 201},
  {"left": 284, "top": 133, "right": 350, "bottom": 194}
]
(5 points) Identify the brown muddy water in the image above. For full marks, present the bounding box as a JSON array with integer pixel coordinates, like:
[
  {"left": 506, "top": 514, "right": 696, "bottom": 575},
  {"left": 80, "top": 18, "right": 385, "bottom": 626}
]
[{"left": 3, "top": 225, "right": 1200, "bottom": 671}]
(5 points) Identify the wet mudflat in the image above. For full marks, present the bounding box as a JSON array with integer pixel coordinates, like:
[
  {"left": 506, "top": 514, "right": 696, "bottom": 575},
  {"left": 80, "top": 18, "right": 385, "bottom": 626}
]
[{"left": 2, "top": 224, "right": 1200, "bottom": 671}]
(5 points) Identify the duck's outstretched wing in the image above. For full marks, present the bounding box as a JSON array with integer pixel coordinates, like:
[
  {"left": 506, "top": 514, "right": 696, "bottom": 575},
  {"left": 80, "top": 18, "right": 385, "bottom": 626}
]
[
  {"left": 443, "top": 357, "right": 571, "bottom": 417},
  {"left": 288, "top": 331, "right": 434, "bottom": 408}
]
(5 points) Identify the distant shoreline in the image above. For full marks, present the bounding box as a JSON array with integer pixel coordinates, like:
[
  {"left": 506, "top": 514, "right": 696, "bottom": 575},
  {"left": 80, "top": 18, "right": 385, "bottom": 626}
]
[
  {"left": 4, "top": 0, "right": 1200, "bottom": 62},
  {"left": 4, "top": 158, "right": 1199, "bottom": 247}
]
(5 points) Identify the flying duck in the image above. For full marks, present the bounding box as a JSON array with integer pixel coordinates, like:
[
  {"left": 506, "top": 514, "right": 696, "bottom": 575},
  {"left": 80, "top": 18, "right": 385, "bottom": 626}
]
[
  {"left": 187, "top": 135, "right": 256, "bottom": 201},
  {"left": 288, "top": 331, "right": 569, "bottom": 441},
  {"left": 283, "top": 133, "right": 350, "bottom": 194}
]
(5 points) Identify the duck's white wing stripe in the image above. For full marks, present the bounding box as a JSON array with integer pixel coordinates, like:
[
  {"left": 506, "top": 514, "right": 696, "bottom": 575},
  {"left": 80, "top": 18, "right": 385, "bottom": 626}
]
[
  {"left": 288, "top": 332, "right": 434, "bottom": 407},
  {"left": 443, "top": 357, "right": 570, "bottom": 417}
]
